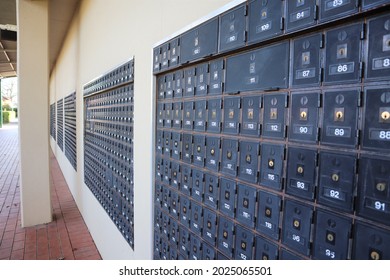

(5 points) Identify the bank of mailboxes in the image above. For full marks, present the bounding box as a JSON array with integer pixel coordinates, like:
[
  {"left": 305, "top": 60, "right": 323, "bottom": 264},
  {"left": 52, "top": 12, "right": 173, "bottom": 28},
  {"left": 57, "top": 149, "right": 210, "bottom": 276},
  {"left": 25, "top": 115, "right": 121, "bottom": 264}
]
[
  {"left": 154, "top": 2, "right": 390, "bottom": 260},
  {"left": 84, "top": 59, "right": 135, "bottom": 249},
  {"left": 50, "top": 103, "right": 56, "bottom": 140},
  {"left": 64, "top": 92, "right": 77, "bottom": 171},
  {"left": 57, "top": 99, "right": 64, "bottom": 151}
]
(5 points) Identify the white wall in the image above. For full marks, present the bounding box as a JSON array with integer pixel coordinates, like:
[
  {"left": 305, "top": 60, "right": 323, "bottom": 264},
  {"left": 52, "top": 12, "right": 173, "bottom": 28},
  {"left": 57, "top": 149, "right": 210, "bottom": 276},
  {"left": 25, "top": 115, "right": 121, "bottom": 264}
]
[{"left": 49, "top": 0, "right": 242, "bottom": 260}]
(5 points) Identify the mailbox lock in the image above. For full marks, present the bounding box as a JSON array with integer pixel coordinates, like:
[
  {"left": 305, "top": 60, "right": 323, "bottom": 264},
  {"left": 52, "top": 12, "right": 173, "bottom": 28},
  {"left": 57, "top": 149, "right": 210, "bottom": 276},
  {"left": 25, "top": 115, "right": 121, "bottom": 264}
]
[
  {"left": 293, "top": 219, "right": 300, "bottom": 229},
  {"left": 262, "top": 255, "right": 269, "bottom": 260},
  {"left": 303, "top": 54, "right": 310, "bottom": 63},
  {"left": 332, "top": 173, "right": 339, "bottom": 182},
  {"left": 265, "top": 208, "right": 272, "bottom": 217},
  {"left": 376, "top": 183, "right": 386, "bottom": 192},
  {"left": 246, "top": 154, "right": 251, "bottom": 163},
  {"left": 335, "top": 111, "right": 343, "bottom": 120},
  {"left": 197, "top": 146, "right": 201, "bottom": 152},
  {"left": 327, "top": 233, "right": 334, "bottom": 243},
  {"left": 227, "top": 151, "right": 232, "bottom": 160},
  {"left": 241, "top": 242, "right": 246, "bottom": 250},
  {"left": 381, "top": 111, "right": 390, "bottom": 121},
  {"left": 211, "top": 148, "right": 215, "bottom": 156},
  {"left": 268, "top": 159, "right": 274, "bottom": 168},
  {"left": 370, "top": 251, "right": 381, "bottom": 260},
  {"left": 207, "top": 221, "right": 212, "bottom": 229},
  {"left": 300, "top": 111, "right": 307, "bottom": 120},
  {"left": 297, "top": 166, "right": 304, "bottom": 174},
  {"left": 248, "top": 110, "right": 254, "bottom": 119},
  {"left": 223, "top": 231, "right": 228, "bottom": 238},
  {"left": 270, "top": 108, "right": 277, "bottom": 119}
]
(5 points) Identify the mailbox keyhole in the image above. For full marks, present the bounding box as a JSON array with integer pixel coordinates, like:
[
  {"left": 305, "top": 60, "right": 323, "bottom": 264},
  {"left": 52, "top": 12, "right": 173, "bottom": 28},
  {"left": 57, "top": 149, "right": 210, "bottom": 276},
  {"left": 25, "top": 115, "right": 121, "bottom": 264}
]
[{"left": 381, "top": 111, "right": 390, "bottom": 121}]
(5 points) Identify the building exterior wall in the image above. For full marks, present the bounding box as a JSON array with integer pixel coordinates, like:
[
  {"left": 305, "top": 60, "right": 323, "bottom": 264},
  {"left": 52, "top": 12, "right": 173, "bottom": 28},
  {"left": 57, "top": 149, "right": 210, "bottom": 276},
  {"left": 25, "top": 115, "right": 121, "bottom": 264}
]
[{"left": 49, "top": 0, "right": 235, "bottom": 260}]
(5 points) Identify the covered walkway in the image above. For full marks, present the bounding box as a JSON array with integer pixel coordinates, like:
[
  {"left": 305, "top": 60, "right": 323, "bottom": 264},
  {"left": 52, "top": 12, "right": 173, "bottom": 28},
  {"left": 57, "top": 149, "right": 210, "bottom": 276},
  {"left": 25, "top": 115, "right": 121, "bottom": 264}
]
[{"left": 0, "top": 122, "right": 101, "bottom": 260}]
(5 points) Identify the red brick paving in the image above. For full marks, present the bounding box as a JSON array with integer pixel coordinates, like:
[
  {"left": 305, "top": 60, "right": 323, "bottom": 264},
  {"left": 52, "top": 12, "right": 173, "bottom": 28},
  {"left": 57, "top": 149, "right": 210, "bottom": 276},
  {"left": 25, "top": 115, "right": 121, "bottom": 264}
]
[{"left": 0, "top": 123, "right": 101, "bottom": 260}]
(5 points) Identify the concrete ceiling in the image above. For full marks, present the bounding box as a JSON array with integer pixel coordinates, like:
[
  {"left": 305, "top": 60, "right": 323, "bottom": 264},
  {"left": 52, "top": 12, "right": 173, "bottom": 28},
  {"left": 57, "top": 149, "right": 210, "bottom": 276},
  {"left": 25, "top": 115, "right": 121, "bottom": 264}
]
[
  {"left": 0, "top": 0, "right": 17, "bottom": 79},
  {"left": 0, "top": 0, "right": 80, "bottom": 79}
]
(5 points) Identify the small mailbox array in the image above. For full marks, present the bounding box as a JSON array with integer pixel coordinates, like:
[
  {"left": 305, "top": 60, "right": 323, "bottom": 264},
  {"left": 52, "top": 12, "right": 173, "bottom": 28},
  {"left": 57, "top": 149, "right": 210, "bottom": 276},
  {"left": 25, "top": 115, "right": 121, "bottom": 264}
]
[
  {"left": 153, "top": 1, "right": 390, "bottom": 260},
  {"left": 64, "top": 92, "right": 77, "bottom": 171},
  {"left": 84, "top": 59, "right": 135, "bottom": 249},
  {"left": 50, "top": 103, "right": 56, "bottom": 140},
  {"left": 57, "top": 98, "right": 64, "bottom": 151}
]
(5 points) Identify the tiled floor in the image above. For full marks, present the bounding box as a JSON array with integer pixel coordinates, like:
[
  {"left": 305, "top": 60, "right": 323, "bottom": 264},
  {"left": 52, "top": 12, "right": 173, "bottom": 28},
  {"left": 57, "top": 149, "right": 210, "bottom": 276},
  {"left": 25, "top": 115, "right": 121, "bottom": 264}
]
[{"left": 0, "top": 122, "right": 101, "bottom": 260}]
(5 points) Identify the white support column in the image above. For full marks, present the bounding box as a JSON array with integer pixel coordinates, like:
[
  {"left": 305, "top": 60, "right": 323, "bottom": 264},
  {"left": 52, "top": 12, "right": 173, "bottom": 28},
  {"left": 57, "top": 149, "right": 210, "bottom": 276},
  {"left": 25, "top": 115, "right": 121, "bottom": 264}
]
[{"left": 17, "top": 0, "right": 52, "bottom": 227}]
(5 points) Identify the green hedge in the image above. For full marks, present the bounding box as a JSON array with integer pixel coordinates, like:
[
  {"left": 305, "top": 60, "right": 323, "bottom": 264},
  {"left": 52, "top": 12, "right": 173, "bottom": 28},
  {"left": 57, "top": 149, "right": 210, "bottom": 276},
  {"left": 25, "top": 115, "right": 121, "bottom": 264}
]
[{"left": 2, "top": 111, "right": 10, "bottom": 124}]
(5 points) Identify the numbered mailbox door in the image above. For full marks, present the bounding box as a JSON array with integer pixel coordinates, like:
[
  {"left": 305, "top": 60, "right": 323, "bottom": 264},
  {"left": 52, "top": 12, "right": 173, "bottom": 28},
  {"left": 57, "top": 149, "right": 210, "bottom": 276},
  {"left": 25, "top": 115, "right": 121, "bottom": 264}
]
[
  {"left": 207, "top": 98, "right": 222, "bottom": 133},
  {"left": 209, "top": 59, "right": 225, "bottom": 95},
  {"left": 204, "top": 173, "right": 219, "bottom": 210},
  {"left": 256, "top": 190, "right": 281, "bottom": 240},
  {"left": 259, "top": 143, "right": 285, "bottom": 190},
  {"left": 357, "top": 156, "right": 390, "bottom": 226},
  {"left": 255, "top": 236, "right": 279, "bottom": 260},
  {"left": 241, "top": 95, "right": 262, "bottom": 137},
  {"left": 362, "top": 0, "right": 390, "bottom": 10},
  {"left": 223, "top": 96, "right": 241, "bottom": 135},
  {"left": 195, "top": 63, "right": 209, "bottom": 96},
  {"left": 235, "top": 225, "right": 255, "bottom": 260},
  {"left": 219, "top": 3, "right": 247, "bottom": 52},
  {"left": 319, "top": 0, "right": 359, "bottom": 23},
  {"left": 291, "top": 34, "right": 322, "bottom": 87},
  {"left": 205, "top": 136, "right": 221, "bottom": 172},
  {"left": 321, "top": 89, "right": 359, "bottom": 147},
  {"left": 362, "top": 87, "right": 390, "bottom": 150},
  {"left": 286, "top": 0, "right": 317, "bottom": 33},
  {"left": 172, "top": 101, "right": 182, "bottom": 129},
  {"left": 286, "top": 147, "right": 317, "bottom": 201},
  {"left": 282, "top": 199, "right": 313, "bottom": 256},
  {"left": 160, "top": 43, "right": 169, "bottom": 71},
  {"left": 289, "top": 91, "right": 320, "bottom": 143},
  {"left": 352, "top": 222, "right": 390, "bottom": 260},
  {"left": 217, "top": 216, "right": 235, "bottom": 258},
  {"left": 225, "top": 42, "right": 289, "bottom": 93},
  {"left": 313, "top": 210, "right": 352, "bottom": 260},
  {"left": 248, "top": 0, "right": 284, "bottom": 44},
  {"left": 238, "top": 140, "right": 260, "bottom": 183},
  {"left": 193, "top": 134, "right": 206, "bottom": 167},
  {"left": 262, "top": 92, "right": 288, "bottom": 139},
  {"left": 184, "top": 67, "right": 196, "bottom": 97},
  {"left": 169, "top": 37, "right": 180, "bottom": 69},
  {"left": 165, "top": 75, "right": 173, "bottom": 99},
  {"left": 324, "top": 23, "right": 363, "bottom": 84},
  {"left": 318, "top": 152, "right": 356, "bottom": 212},
  {"left": 367, "top": 14, "right": 390, "bottom": 80},
  {"left": 173, "top": 70, "right": 184, "bottom": 99},
  {"left": 194, "top": 100, "right": 207, "bottom": 131},
  {"left": 221, "top": 138, "right": 239, "bottom": 177},
  {"left": 180, "top": 18, "right": 219, "bottom": 64}
]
